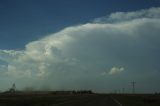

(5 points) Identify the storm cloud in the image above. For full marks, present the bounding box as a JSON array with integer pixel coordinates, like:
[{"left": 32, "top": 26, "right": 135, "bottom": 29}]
[{"left": 0, "top": 7, "right": 160, "bottom": 93}]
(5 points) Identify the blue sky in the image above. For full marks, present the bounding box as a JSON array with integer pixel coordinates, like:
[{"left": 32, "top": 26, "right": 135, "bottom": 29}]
[
  {"left": 0, "top": 0, "right": 160, "bottom": 49},
  {"left": 0, "top": 0, "right": 160, "bottom": 93}
]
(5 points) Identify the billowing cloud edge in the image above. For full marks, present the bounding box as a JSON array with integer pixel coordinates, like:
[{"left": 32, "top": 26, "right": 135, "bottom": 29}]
[{"left": 0, "top": 7, "right": 160, "bottom": 92}]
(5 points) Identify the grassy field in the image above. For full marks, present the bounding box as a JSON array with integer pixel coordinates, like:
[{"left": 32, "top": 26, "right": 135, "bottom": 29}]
[
  {"left": 112, "top": 94, "right": 160, "bottom": 106},
  {"left": 0, "top": 92, "right": 160, "bottom": 106},
  {"left": 0, "top": 93, "right": 97, "bottom": 106}
]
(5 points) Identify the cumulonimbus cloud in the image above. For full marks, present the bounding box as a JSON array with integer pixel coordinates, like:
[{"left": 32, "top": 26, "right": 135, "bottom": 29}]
[
  {"left": 0, "top": 7, "right": 160, "bottom": 92},
  {"left": 93, "top": 7, "right": 160, "bottom": 23}
]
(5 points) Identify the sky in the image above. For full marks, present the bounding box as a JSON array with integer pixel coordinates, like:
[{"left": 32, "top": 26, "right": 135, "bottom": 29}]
[{"left": 0, "top": 0, "right": 160, "bottom": 93}]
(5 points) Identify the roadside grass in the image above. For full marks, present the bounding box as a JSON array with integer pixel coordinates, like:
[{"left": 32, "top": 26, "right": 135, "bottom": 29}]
[
  {"left": 1, "top": 93, "right": 160, "bottom": 106},
  {"left": 0, "top": 93, "right": 94, "bottom": 106},
  {"left": 112, "top": 94, "right": 160, "bottom": 106}
]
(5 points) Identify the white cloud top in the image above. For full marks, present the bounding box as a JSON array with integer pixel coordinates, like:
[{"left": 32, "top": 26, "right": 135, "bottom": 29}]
[
  {"left": 0, "top": 7, "right": 160, "bottom": 92},
  {"left": 108, "top": 67, "right": 125, "bottom": 75},
  {"left": 94, "top": 7, "right": 160, "bottom": 23}
]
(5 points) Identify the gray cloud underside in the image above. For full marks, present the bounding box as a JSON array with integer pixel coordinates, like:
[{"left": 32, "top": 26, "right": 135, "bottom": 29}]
[{"left": 0, "top": 7, "right": 160, "bottom": 92}]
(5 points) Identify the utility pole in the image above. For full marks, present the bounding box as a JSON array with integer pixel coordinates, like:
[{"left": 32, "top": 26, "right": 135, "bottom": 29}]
[
  {"left": 114, "top": 90, "right": 117, "bottom": 94},
  {"left": 12, "top": 83, "right": 16, "bottom": 90},
  {"left": 131, "top": 81, "right": 136, "bottom": 94},
  {"left": 122, "top": 88, "right": 125, "bottom": 94}
]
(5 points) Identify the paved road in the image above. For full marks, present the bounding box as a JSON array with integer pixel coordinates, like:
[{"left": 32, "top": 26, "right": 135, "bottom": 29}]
[{"left": 51, "top": 95, "right": 120, "bottom": 106}]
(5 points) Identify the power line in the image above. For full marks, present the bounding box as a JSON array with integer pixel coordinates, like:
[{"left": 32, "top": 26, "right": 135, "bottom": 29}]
[{"left": 131, "top": 81, "right": 136, "bottom": 94}]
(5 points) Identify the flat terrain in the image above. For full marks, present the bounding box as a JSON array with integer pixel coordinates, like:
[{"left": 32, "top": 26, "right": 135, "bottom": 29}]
[
  {"left": 112, "top": 94, "right": 160, "bottom": 106},
  {"left": 0, "top": 93, "right": 160, "bottom": 106},
  {"left": 0, "top": 93, "right": 118, "bottom": 106}
]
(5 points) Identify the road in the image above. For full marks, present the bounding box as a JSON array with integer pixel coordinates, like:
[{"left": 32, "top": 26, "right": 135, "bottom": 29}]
[{"left": 51, "top": 94, "right": 121, "bottom": 106}]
